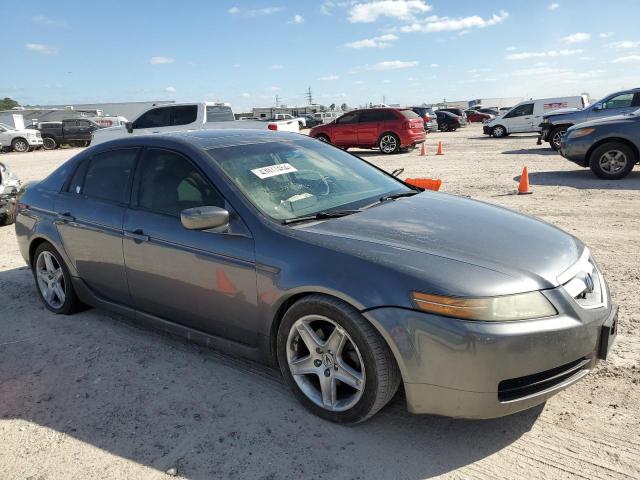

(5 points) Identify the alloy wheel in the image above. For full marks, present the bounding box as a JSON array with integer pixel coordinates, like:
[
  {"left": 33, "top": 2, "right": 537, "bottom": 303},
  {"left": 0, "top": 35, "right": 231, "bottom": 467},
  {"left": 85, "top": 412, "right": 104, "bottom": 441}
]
[
  {"left": 380, "top": 135, "right": 397, "bottom": 153},
  {"left": 493, "top": 126, "right": 505, "bottom": 137},
  {"left": 35, "top": 251, "right": 66, "bottom": 309},
  {"left": 13, "top": 139, "right": 29, "bottom": 152},
  {"left": 286, "top": 315, "right": 365, "bottom": 412},
  {"left": 551, "top": 130, "right": 565, "bottom": 149},
  {"left": 599, "top": 150, "right": 628, "bottom": 174}
]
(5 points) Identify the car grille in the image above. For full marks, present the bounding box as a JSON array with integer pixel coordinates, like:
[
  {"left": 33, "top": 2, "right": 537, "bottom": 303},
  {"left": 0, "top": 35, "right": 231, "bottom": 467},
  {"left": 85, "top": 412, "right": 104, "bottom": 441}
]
[
  {"left": 559, "top": 248, "right": 606, "bottom": 309},
  {"left": 498, "top": 357, "right": 590, "bottom": 402}
]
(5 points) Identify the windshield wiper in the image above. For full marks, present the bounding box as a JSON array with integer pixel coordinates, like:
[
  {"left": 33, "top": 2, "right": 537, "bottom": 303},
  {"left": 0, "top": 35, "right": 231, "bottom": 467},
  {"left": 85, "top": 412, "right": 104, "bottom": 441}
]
[
  {"left": 282, "top": 210, "right": 361, "bottom": 225},
  {"left": 379, "top": 191, "right": 420, "bottom": 203}
]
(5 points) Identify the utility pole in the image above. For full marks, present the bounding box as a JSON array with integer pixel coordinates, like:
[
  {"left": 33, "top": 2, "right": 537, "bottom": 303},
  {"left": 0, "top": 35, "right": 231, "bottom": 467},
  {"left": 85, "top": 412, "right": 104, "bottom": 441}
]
[
  {"left": 305, "top": 87, "right": 313, "bottom": 105},
  {"left": 275, "top": 95, "right": 280, "bottom": 107}
]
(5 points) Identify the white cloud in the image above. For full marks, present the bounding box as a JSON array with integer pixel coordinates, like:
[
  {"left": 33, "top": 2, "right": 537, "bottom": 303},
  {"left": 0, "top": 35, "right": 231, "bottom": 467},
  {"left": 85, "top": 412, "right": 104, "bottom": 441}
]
[
  {"left": 612, "top": 55, "right": 640, "bottom": 64},
  {"left": 349, "top": 0, "right": 431, "bottom": 23},
  {"left": 382, "top": 79, "right": 392, "bottom": 83},
  {"left": 367, "top": 60, "right": 419, "bottom": 70},
  {"left": 506, "top": 49, "right": 582, "bottom": 60},
  {"left": 505, "top": 46, "right": 518, "bottom": 51},
  {"left": 150, "top": 56, "right": 175, "bottom": 64},
  {"left": 270, "top": 86, "right": 281, "bottom": 91},
  {"left": 291, "top": 14, "right": 304, "bottom": 23},
  {"left": 228, "top": 6, "right": 283, "bottom": 16},
  {"left": 241, "top": 92, "right": 251, "bottom": 98},
  {"left": 345, "top": 34, "right": 399, "bottom": 49},
  {"left": 31, "top": 15, "right": 67, "bottom": 27},
  {"left": 401, "top": 10, "right": 508, "bottom": 33},
  {"left": 599, "top": 32, "right": 613, "bottom": 38},
  {"left": 562, "top": 32, "right": 590, "bottom": 44},
  {"left": 319, "top": 75, "right": 340, "bottom": 81},
  {"left": 353, "top": 80, "right": 365, "bottom": 85},
  {"left": 270, "top": 64, "right": 284, "bottom": 70},
  {"left": 430, "top": 63, "right": 439, "bottom": 67},
  {"left": 548, "top": 3, "right": 560, "bottom": 10},
  {"left": 607, "top": 40, "right": 640, "bottom": 49},
  {"left": 164, "top": 86, "right": 176, "bottom": 93},
  {"left": 25, "top": 43, "right": 58, "bottom": 55}
]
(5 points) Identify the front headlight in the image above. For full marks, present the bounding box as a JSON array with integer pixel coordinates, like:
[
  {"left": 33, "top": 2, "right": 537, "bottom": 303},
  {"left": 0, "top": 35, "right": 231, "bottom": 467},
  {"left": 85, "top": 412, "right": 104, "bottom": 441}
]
[
  {"left": 568, "top": 127, "right": 595, "bottom": 139},
  {"left": 411, "top": 291, "right": 557, "bottom": 321}
]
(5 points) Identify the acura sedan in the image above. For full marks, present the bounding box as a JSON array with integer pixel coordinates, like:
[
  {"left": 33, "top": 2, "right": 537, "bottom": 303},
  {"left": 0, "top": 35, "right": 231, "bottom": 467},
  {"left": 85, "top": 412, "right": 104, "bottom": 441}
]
[{"left": 15, "top": 130, "right": 617, "bottom": 423}]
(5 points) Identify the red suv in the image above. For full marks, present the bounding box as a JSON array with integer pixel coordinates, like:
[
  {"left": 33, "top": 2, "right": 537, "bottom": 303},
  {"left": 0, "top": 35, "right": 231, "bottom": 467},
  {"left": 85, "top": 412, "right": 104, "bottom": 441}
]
[{"left": 309, "top": 108, "right": 426, "bottom": 154}]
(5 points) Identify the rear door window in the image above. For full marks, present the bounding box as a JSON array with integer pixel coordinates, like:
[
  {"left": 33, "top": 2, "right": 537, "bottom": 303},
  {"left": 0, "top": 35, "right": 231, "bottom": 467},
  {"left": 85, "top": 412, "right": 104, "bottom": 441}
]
[
  {"left": 134, "top": 107, "right": 172, "bottom": 129},
  {"left": 171, "top": 105, "right": 198, "bottom": 126},
  {"left": 336, "top": 112, "right": 359, "bottom": 124},
  {"left": 81, "top": 149, "right": 138, "bottom": 203}
]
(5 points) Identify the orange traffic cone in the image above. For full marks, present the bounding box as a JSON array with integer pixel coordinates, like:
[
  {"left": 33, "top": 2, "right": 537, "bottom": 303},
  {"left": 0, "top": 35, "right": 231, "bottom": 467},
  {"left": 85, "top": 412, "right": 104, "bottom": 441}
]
[
  {"left": 518, "top": 166, "right": 532, "bottom": 195},
  {"left": 405, "top": 178, "right": 442, "bottom": 191},
  {"left": 436, "top": 141, "right": 444, "bottom": 155},
  {"left": 419, "top": 143, "right": 426, "bottom": 156}
]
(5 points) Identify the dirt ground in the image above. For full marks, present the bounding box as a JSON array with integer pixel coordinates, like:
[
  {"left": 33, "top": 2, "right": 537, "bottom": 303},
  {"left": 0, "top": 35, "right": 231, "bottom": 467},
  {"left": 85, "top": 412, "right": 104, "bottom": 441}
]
[{"left": 1, "top": 125, "right": 639, "bottom": 480}]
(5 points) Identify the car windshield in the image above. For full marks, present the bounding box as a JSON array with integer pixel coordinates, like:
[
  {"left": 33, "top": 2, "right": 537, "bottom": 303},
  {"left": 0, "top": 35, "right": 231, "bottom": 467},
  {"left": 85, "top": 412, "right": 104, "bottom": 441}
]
[
  {"left": 207, "top": 137, "right": 410, "bottom": 221},
  {"left": 0, "top": 123, "right": 16, "bottom": 131}
]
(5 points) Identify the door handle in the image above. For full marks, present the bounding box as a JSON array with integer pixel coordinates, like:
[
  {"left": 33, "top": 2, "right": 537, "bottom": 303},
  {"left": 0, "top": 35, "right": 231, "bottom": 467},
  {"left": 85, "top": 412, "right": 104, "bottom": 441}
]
[
  {"left": 56, "top": 211, "right": 75, "bottom": 222},
  {"left": 124, "top": 229, "right": 149, "bottom": 242}
]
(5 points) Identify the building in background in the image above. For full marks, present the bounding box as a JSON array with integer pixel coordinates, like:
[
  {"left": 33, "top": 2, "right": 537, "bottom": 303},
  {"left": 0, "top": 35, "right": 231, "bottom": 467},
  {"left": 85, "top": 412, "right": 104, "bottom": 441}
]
[{"left": 252, "top": 104, "right": 327, "bottom": 119}]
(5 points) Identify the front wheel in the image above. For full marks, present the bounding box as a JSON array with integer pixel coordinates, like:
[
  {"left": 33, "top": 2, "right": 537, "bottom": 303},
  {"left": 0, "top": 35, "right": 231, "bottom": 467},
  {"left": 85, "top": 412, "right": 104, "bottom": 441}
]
[
  {"left": 549, "top": 127, "right": 567, "bottom": 151},
  {"left": 379, "top": 133, "right": 400, "bottom": 154},
  {"left": 589, "top": 142, "right": 636, "bottom": 180},
  {"left": 11, "top": 138, "right": 29, "bottom": 153},
  {"left": 43, "top": 137, "right": 57, "bottom": 150},
  {"left": 315, "top": 134, "right": 330, "bottom": 144},
  {"left": 277, "top": 295, "right": 400, "bottom": 423},
  {"left": 33, "top": 243, "right": 83, "bottom": 314},
  {"left": 440, "top": 123, "right": 449, "bottom": 132},
  {"left": 491, "top": 125, "right": 507, "bottom": 138}
]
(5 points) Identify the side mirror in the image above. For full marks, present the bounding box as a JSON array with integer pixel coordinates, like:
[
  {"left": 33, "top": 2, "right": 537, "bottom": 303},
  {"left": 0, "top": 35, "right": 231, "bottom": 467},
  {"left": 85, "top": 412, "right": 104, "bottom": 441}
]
[
  {"left": 125, "top": 122, "right": 134, "bottom": 133},
  {"left": 181, "top": 206, "right": 229, "bottom": 231},
  {"left": 593, "top": 103, "right": 603, "bottom": 111}
]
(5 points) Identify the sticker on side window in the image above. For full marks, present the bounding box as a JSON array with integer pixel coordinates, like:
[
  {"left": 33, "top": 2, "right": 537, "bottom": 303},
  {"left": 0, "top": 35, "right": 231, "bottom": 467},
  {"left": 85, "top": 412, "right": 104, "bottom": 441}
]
[{"left": 251, "top": 163, "right": 298, "bottom": 179}]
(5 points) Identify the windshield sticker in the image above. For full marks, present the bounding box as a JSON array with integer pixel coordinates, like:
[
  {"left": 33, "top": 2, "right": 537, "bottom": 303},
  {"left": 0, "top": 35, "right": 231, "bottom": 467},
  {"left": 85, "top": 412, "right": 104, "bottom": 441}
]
[{"left": 251, "top": 163, "right": 298, "bottom": 179}]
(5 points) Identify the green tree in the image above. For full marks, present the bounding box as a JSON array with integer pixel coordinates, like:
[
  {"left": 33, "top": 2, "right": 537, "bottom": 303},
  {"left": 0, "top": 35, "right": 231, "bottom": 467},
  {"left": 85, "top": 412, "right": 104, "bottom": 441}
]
[
  {"left": 329, "top": 103, "right": 336, "bottom": 111},
  {"left": 0, "top": 97, "right": 19, "bottom": 110}
]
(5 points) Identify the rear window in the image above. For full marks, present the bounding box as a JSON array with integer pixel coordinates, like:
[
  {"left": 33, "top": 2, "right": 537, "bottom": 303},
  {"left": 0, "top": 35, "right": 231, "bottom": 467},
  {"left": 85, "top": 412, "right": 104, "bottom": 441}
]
[
  {"left": 82, "top": 148, "right": 138, "bottom": 203},
  {"left": 206, "top": 105, "right": 235, "bottom": 122},
  {"left": 400, "top": 110, "right": 421, "bottom": 119}
]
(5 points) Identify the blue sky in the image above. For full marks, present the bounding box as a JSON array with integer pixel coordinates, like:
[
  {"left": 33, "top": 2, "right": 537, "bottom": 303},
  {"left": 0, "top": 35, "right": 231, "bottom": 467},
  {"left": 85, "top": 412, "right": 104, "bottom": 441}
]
[{"left": 2, "top": 0, "right": 639, "bottom": 110}]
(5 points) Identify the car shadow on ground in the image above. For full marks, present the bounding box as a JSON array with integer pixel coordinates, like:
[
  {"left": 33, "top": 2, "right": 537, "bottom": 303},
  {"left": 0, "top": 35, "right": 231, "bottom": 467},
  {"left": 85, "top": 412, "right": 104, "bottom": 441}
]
[
  {"left": 502, "top": 148, "right": 558, "bottom": 156},
  {"left": 0, "top": 266, "right": 542, "bottom": 479},
  {"left": 520, "top": 169, "right": 640, "bottom": 190}
]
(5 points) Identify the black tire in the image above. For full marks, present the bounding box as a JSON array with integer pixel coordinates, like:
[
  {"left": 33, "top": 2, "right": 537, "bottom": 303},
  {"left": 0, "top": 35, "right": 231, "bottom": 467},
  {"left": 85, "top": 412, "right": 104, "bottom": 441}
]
[
  {"left": 378, "top": 133, "right": 400, "bottom": 154},
  {"left": 298, "top": 121, "right": 304, "bottom": 130},
  {"left": 491, "top": 125, "right": 507, "bottom": 138},
  {"left": 11, "top": 138, "right": 29, "bottom": 153},
  {"left": 32, "top": 242, "right": 83, "bottom": 315},
  {"left": 548, "top": 127, "right": 567, "bottom": 151},
  {"left": 42, "top": 137, "right": 58, "bottom": 150},
  {"left": 589, "top": 142, "right": 636, "bottom": 180},
  {"left": 440, "top": 123, "right": 450, "bottom": 132},
  {"left": 277, "top": 294, "right": 401, "bottom": 424},
  {"left": 0, "top": 205, "right": 17, "bottom": 226},
  {"left": 315, "top": 134, "right": 330, "bottom": 144}
]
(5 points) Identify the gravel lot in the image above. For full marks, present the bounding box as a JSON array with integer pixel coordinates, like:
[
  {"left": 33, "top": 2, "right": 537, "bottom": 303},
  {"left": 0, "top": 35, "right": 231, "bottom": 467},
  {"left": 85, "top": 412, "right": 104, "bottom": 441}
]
[{"left": 1, "top": 125, "right": 639, "bottom": 479}]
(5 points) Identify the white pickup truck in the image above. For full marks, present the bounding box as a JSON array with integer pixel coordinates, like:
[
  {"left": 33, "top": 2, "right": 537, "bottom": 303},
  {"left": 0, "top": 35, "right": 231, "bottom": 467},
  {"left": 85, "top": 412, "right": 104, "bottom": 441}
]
[
  {"left": 272, "top": 113, "right": 307, "bottom": 128},
  {"left": 91, "top": 102, "right": 299, "bottom": 145}
]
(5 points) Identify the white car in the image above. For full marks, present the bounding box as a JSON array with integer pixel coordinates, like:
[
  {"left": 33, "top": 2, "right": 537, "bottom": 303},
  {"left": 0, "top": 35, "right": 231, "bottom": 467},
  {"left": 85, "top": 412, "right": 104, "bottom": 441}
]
[
  {"left": 0, "top": 161, "right": 21, "bottom": 225},
  {"left": 91, "top": 102, "right": 299, "bottom": 145},
  {"left": 272, "top": 113, "right": 307, "bottom": 128},
  {"left": 311, "top": 112, "right": 340, "bottom": 124},
  {"left": 0, "top": 123, "right": 43, "bottom": 152},
  {"left": 483, "top": 96, "right": 589, "bottom": 138}
]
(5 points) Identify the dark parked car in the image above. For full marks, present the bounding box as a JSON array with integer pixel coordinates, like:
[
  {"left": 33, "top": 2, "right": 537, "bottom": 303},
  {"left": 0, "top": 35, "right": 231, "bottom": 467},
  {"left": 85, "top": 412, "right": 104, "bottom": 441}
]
[
  {"left": 439, "top": 108, "right": 467, "bottom": 126},
  {"left": 410, "top": 106, "right": 439, "bottom": 132},
  {"left": 540, "top": 88, "right": 640, "bottom": 150},
  {"left": 435, "top": 110, "right": 461, "bottom": 131},
  {"left": 302, "top": 115, "right": 323, "bottom": 128},
  {"left": 560, "top": 108, "right": 639, "bottom": 179},
  {"left": 465, "top": 110, "right": 494, "bottom": 123},
  {"left": 15, "top": 130, "right": 617, "bottom": 423},
  {"left": 478, "top": 108, "right": 500, "bottom": 116},
  {"left": 33, "top": 119, "right": 101, "bottom": 150},
  {"left": 310, "top": 108, "right": 426, "bottom": 154}
]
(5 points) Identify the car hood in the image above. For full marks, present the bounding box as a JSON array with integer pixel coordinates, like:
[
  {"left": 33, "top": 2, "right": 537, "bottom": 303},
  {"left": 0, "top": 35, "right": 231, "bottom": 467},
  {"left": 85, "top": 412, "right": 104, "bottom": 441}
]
[
  {"left": 568, "top": 113, "right": 638, "bottom": 129},
  {"left": 300, "top": 192, "right": 582, "bottom": 292}
]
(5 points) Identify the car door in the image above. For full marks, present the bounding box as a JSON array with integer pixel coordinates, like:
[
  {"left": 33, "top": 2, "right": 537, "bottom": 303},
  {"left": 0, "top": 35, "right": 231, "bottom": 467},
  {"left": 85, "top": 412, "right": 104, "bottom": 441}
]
[
  {"left": 503, "top": 103, "right": 534, "bottom": 132},
  {"left": 590, "top": 91, "right": 639, "bottom": 120},
  {"left": 54, "top": 147, "right": 139, "bottom": 303},
  {"left": 122, "top": 147, "right": 259, "bottom": 345},
  {"left": 357, "top": 110, "right": 384, "bottom": 146},
  {"left": 330, "top": 111, "right": 360, "bottom": 146}
]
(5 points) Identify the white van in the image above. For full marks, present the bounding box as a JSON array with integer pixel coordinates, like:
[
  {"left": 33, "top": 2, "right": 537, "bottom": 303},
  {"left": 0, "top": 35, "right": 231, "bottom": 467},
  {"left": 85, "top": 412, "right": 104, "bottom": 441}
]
[
  {"left": 312, "top": 112, "right": 340, "bottom": 124},
  {"left": 483, "top": 96, "right": 588, "bottom": 137}
]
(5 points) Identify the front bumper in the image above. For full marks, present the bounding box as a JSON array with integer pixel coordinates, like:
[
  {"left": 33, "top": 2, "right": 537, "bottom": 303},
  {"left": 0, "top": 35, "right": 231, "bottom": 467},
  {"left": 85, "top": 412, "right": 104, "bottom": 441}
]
[
  {"left": 559, "top": 136, "right": 591, "bottom": 167},
  {"left": 28, "top": 137, "right": 43, "bottom": 146},
  {"left": 483, "top": 125, "right": 491, "bottom": 135},
  {"left": 363, "top": 287, "right": 616, "bottom": 419}
]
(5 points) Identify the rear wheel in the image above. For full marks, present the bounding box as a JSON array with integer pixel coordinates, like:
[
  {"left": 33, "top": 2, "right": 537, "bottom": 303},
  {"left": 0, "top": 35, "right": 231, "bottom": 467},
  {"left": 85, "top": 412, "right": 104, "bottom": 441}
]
[
  {"left": 589, "top": 142, "right": 636, "bottom": 180},
  {"left": 549, "top": 127, "right": 567, "bottom": 151},
  {"left": 43, "top": 137, "right": 57, "bottom": 150},
  {"left": 440, "top": 123, "right": 450, "bottom": 132},
  {"left": 33, "top": 243, "right": 83, "bottom": 314},
  {"left": 315, "top": 134, "right": 330, "bottom": 144},
  {"left": 277, "top": 295, "right": 400, "bottom": 423},
  {"left": 491, "top": 125, "right": 507, "bottom": 138},
  {"left": 379, "top": 133, "right": 400, "bottom": 154}
]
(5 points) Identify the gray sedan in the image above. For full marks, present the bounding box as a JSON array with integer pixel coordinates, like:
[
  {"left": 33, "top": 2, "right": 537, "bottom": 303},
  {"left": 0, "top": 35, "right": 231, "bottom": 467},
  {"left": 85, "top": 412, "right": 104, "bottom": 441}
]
[{"left": 15, "top": 130, "right": 617, "bottom": 423}]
